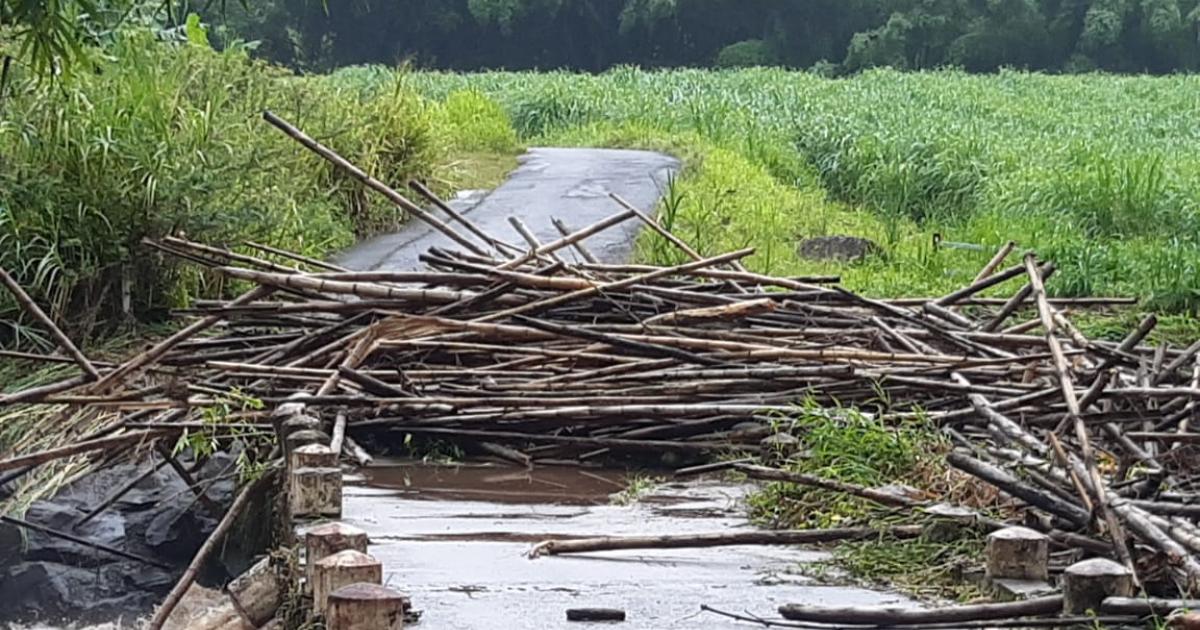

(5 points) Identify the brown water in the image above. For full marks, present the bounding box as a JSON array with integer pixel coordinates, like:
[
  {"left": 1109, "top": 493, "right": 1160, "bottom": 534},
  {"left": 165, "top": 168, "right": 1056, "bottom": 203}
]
[{"left": 327, "top": 460, "right": 918, "bottom": 629}]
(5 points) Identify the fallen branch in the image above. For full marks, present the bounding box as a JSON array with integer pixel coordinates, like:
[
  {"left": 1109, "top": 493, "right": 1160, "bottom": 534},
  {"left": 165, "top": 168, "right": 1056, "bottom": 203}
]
[{"left": 528, "top": 525, "right": 923, "bottom": 558}]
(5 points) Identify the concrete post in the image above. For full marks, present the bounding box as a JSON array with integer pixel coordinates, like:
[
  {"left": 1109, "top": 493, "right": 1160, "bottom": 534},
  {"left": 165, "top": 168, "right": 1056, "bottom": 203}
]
[
  {"left": 313, "top": 550, "right": 382, "bottom": 615},
  {"left": 986, "top": 526, "right": 1050, "bottom": 581},
  {"left": 289, "top": 465, "right": 342, "bottom": 519},
  {"left": 305, "top": 522, "right": 370, "bottom": 590},
  {"left": 227, "top": 557, "right": 283, "bottom": 628},
  {"left": 284, "top": 429, "right": 330, "bottom": 466},
  {"left": 1062, "top": 558, "right": 1134, "bottom": 614},
  {"left": 291, "top": 443, "right": 337, "bottom": 471},
  {"left": 326, "top": 583, "right": 408, "bottom": 630}
]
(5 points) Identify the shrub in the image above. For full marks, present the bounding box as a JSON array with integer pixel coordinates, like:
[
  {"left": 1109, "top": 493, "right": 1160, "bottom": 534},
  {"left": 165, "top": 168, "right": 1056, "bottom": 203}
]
[
  {"left": 715, "top": 39, "right": 778, "bottom": 68},
  {"left": 439, "top": 89, "right": 521, "bottom": 153},
  {"left": 0, "top": 32, "right": 443, "bottom": 340}
]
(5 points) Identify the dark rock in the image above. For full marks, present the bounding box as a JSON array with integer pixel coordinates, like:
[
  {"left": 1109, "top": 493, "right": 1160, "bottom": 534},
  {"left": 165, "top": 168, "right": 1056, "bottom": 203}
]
[
  {"left": 0, "top": 519, "right": 23, "bottom": 566},
  {"left": 22, "top": 503, "right": 126, "bottom": 567},
  {"left": 0, "top": 450, "right": 271, "bottom": 626},
  {"left": 0, "top": 560, "right": 169, "bottom": 623},
  {"left": 216, "top": 472, "right": 278, "bottom": 578},
  {"left": 798, "top": 235, "right": 881, "bottom": 262},
  {"left": 145, "top": 503, "right": 213, "bottom": 562}
]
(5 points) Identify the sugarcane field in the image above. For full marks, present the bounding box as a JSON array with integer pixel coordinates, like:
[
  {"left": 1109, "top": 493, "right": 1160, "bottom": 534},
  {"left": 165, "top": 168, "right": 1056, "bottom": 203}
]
[{"left": 9, "top": 3, "right": 1200, "bottom": 629}]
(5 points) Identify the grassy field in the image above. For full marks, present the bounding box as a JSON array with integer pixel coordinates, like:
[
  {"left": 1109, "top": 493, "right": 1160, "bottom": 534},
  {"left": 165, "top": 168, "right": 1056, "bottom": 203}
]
[{"left": 342, "top": 67, "right": 1200, "bottom": 321}]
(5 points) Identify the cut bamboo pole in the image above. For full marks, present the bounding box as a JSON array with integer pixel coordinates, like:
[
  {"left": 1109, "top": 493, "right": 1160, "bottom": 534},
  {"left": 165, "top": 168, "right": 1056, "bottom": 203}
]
[
  {"left": 263, "top": 111, "right": 491, "bottom": 257},
  {"left": 148, "top": 468, "right": 276, "bottom": 630},
  {"left": 529, "top": 525, "right": 923, "bottom": 557},
  {"left": 0, "top": 266, "right": 100, "bottom": 380}
]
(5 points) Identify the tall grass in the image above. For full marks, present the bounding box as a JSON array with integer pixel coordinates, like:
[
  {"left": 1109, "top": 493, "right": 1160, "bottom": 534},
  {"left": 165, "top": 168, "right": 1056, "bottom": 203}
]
[
  {"left": 402, "top": 67, "right": 1200, "bottom": 312},
  {"left": 0, "top": 35, "right": 454, "bottom": 341}
]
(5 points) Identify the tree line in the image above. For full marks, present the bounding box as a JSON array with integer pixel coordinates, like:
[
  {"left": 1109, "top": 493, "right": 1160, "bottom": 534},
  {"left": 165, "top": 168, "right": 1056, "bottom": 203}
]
[{"left": 202, "top": 0, "right": 1200, "bottom": 74}]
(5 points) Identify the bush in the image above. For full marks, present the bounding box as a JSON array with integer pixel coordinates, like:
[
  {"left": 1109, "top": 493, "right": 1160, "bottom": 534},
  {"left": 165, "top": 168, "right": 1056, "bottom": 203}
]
[
  {"left": 715, "top": 39, "right": 778, "bottom": 68},
  {"left": 0, "top": 33, "right": 444, "bottom": 340},
  {"left": 439, "top": 89, "right": 521, "bottom": 153}
]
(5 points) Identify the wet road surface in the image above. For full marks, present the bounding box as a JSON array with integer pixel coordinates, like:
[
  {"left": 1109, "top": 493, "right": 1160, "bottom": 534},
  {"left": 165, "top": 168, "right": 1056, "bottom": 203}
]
[
  {"left": 336, "top": 147, "right": 680, "bottom": 270},
  {"left": 329, "top": 463, "right": 915, "bottom": 630}
]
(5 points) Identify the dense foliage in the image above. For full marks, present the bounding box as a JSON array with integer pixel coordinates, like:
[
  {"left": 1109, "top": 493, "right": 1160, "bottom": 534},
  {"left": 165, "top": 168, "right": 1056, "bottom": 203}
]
[
  {"left": 203, "top": 0, "right": 1200, "bottom": 73},
  {"left": 402, "top": 67, "right": 1200, "bottom": 312},
  {"left": 0, "top": 30, "right": 516, "bottom": 343}
]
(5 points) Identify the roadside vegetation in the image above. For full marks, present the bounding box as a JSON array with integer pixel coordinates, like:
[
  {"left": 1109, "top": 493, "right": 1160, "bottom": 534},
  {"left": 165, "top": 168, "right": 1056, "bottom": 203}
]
[
  {"left": 0, "top": 30, "right": 520, "bottom": 344},
  {"left": 400, "top": 67, "right": 1200, "bottom": 321},
  {"left": 743, "top": 405, "right": 995, "bottom": 600}
]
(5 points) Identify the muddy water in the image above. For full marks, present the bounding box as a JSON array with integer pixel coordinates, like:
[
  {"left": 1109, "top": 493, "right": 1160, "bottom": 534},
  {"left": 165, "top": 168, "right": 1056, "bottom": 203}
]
[{"left": 335, "top": 461, "right": 917, "bottom": 629}]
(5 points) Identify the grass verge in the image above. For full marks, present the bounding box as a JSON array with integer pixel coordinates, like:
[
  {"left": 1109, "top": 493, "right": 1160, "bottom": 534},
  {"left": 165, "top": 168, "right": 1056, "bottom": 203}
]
[{"left": 742, "top": 404, "right": 1000, "bottom": 600}]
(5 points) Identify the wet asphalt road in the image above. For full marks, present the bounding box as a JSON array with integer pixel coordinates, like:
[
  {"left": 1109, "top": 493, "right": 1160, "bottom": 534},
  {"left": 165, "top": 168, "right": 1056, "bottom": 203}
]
[
  {"left": 336, "top": 147, "right": 680, "bottom": 270},
  {"left": 331, "top": 463, "right": 915, "bottom": 630}
]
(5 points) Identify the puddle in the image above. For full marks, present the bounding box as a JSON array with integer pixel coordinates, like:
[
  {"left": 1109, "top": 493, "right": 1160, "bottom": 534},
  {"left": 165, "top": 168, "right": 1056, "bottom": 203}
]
[
  {"left": 331, "top": 459, "right": 919, "bottom": 629},
  {"left": 358, "top": 464, "right": 627, "bottom": 506}
]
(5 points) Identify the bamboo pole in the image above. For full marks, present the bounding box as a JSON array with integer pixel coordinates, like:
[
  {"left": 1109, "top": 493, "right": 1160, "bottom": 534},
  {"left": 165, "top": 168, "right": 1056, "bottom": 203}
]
[
  {"left": 409, "top": 179, "right": 523, "bottom": 257},
  {"left": 0, "top": 429, "right": 175, "bottom": 473},
  {"left": 0, "top": 267, "right": 100, "bottom": 380},
  {"left": 529, "top": 525, "right": 924, "bottom": 557},
  {"left": 263, "top": 111, "right": 491, "bottom": 257},
  {"left": 147, "top": 468, "right": 277, "bottom": 630}
]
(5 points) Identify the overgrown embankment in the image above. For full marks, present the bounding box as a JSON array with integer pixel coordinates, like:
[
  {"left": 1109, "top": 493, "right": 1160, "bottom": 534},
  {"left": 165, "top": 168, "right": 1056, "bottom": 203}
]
[{"left": 0, "top": 35, "right": 519, "bottom": 345}]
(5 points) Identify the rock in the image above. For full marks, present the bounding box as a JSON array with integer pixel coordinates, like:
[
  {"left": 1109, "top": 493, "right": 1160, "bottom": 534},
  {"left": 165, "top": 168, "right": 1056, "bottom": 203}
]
[
  {"left": 990, "top": 577, "right": 1057, "bottom": 602},
  {"left": 145, "top": 503, "right": 213, "bottom": 562},
  {"left": 22, "top": 502, "right": 127, "bottom": 567},
  {"left": 798, "top": 235, "right": 880, "bottom": 262},
  {"left": 0, "top": 518, "right": 25, "bottom": 566},
  {"left": 0, "top": 450, "right": 268, "bottom": 626},
  {"left": 0, "top": 560, "right": 171, "bottom": 623}
]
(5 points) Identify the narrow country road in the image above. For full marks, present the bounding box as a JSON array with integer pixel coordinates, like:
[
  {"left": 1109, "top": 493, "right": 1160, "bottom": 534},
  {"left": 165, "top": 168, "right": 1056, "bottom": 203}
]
[{"left": 336, "top": 147, "right": 680, "bottom": 270}]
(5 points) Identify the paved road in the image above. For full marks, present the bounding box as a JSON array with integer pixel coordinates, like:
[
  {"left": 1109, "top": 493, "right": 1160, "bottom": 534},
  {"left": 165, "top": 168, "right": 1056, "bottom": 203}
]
[
  {"left": 332, "top": 463, "right": 915, "bottom": 630},
  {"left": 336, "top": 147, "right": 680, "bottom": 270}
]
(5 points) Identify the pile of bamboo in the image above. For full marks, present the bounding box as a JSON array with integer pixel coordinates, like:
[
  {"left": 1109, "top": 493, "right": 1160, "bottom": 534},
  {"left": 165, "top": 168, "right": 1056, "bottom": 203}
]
[{"left": 3, "top": 111, "right": 1200, "bottom": 624}]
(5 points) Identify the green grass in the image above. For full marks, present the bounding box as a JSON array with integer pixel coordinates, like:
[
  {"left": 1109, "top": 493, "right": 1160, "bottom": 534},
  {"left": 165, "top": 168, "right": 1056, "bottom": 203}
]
[
  {"left": 747, "top": 404, "right": 946, "bottom": 528},
  {"left": 612, "top": 472, "right": 663, "bottom": 505},
  {"left": 823, "top": 533, "right": 987, "bottom": 601},
  {"left": 390, "top": 66, "right": 1200, "bottom": 315},
  {"left": 0, "top": 38, "right": 523, "bottom": 344},
  {"left": 739, "top": 404, "right": 999, "bottom": 600}
]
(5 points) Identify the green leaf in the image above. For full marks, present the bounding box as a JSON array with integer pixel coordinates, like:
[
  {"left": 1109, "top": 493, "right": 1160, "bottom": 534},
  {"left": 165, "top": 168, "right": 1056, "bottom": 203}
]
[{"left": 185, "top": 13, "right": 209, "bottom": 49}]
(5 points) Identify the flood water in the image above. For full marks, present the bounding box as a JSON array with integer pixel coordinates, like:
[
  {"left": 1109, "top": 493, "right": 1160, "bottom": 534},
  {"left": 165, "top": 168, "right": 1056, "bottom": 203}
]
[{"left": 331, "top": 460, "right": 917, "bottom": 629}]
